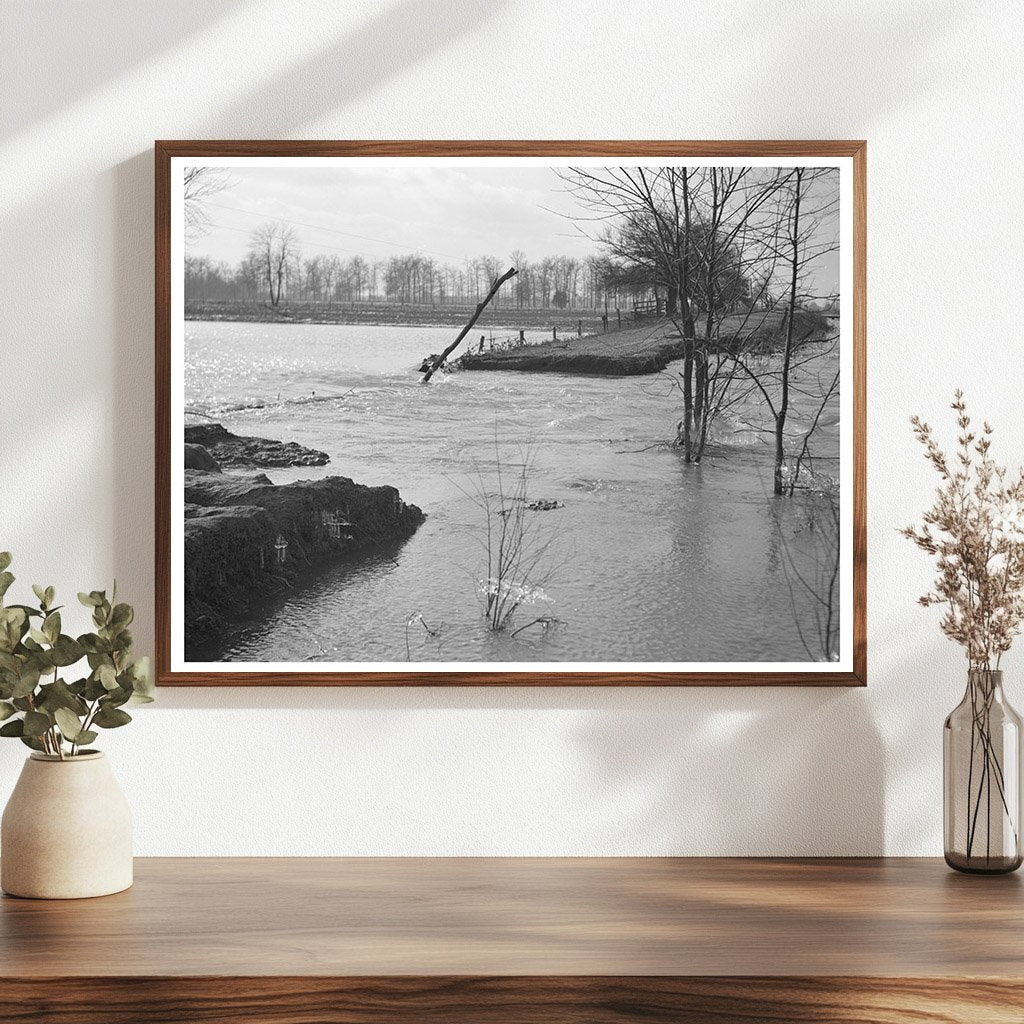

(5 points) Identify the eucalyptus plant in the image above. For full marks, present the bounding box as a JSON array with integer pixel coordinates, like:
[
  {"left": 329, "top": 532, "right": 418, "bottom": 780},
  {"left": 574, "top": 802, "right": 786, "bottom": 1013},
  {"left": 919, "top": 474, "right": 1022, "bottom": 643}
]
[{"left": 0, "top": 552, "right": 153, "bottom": 759}]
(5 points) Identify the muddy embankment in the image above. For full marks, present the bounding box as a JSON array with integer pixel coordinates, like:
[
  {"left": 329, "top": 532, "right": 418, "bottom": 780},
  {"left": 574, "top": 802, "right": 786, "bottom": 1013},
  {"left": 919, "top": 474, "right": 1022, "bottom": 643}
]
[
  {"left": 458, "top": 310, "right": 833, "bottom": 377},
  {"left": 183, "top": 425, "right": 424, "bottom": 655},
  {"left": 458, "top": 319, "right": 684, "bottom": 376},
  {"left": 461, "top": 335, "right": 687, "bottom": 376}
]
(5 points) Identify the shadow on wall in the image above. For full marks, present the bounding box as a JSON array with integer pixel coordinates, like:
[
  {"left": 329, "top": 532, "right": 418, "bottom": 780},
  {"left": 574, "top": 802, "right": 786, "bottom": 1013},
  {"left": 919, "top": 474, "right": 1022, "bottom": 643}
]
[
  {"left": 203, "top": 0, "right": 505, "bottom": 137},
  {"left": 147, "top": 681, "right": 886, "bottom": 856},
  {"left": 573, "top": 687, "right": 884, "bottom": 856},
  {"left": 1, "top": 1, "right": 242, "bottom": 138},
  {"left": 723, "top": 0, "right": 972, "bottom": 130},
  {"left": 112, "top": 151, "right": 157, "bottom": 662},
  {"left": 105, "top": 0, "right": 504, "bottom": 659}
]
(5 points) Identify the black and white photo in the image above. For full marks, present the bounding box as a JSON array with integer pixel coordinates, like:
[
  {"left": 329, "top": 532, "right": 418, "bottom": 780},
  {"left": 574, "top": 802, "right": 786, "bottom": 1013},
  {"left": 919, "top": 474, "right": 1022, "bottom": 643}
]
[{"left": 158, "top": 144, "right": 864, "bottom": 683}]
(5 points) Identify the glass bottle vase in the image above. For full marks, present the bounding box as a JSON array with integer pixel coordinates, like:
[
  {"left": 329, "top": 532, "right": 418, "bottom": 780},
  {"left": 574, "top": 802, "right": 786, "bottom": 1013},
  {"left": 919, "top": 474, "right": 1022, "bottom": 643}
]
[{"left": 944, "top": 669, "right": 1023, "bottom": 873}]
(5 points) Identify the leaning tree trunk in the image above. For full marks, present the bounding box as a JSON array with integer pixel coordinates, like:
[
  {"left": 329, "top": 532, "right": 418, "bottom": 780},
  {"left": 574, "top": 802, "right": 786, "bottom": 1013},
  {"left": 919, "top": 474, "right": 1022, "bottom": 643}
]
[{"left": 422, "top": 267, "right": 518, "bottom": 382}]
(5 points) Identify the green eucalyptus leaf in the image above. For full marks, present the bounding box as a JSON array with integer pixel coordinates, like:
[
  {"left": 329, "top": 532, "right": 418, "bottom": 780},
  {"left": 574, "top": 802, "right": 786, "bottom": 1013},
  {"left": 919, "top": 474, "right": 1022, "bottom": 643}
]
[
  {"left": 74, "top": 730, "right": 97, "bottom": 746},
  {"left": 83, "top": 675, "right": 107, "bottom": 701},
  {"left": 0, "top": 572, "right": 14, "bottom": 601},
  {"left": 110, "top": 603, "right": 133, "bottom": 629},
  {"left": 104, "top": 685, "right": 132, "bottom": 708},
  {"left": 92, "top": 705, "right": 131, "bottom": 729},
  {"left": 50, "top": 635, "right": 85, "bottom": 668},
  {"left": 53, "top": 707, "right": 84, "bottom": 741},
  {"left": 44, "top": 586, "right": 55, "bottom": 608},
  {"left": 12, "top": 697, "right": 33, "bottom": 712},
  {"left": 31, "top": 584, "right": 47, "bottom": 608},
  {"left": 80, "top": 635, "right": 112, "bottom": 656},
  {"left": 0, "top": 607, "right": 27, "bottom": 651},
  {"left": 37, "top": 678, "right": 88, "bottom": 716},
  {"left": 0, "top": 553, "right": 11, "bottom": 573},
  {"left": 77, "top": 592, "right": 100, "bottom": 608},
  {"left": 0, "top": 701, "right": 16, "bottom": 721},
  {"left": 78, "top": 635, "right": 100, "bottom": 654},
  {"left": 22, "top": 710, "right": 51, "bottom": 738},
  {"left": 42, "top": 611, "right": 60, "bottom": 644},
  {"left": 0, "top": 719, "right": 24, "bottom": 738},
  {"left": 6, "top": 606, "right": 27, "bottom": 628},
  {"left": 28, "top": 627, "right": 49, "bottom": 646},
  {"left": 19, "top": 735, "right": 45, "bottom": 751},
  {"left": 98, "top": 663, "right": 118, "bottom": 690},
  {"left": 8, "top": 605, "right": 43, "bottom": 619},
  {"left": 11, "top": 665, "right": 41, "bottom": 699}
]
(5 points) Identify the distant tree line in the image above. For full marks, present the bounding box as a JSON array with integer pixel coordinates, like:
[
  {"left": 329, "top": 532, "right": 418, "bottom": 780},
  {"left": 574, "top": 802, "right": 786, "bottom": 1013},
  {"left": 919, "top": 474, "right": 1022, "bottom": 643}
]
[{"left": 185, "top": 232, "right": 660, "bottom": 311}]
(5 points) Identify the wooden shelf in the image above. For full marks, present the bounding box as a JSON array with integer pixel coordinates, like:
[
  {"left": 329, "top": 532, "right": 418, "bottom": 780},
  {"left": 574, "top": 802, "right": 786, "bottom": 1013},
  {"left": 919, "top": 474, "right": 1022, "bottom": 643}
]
[{"left": 2, "top": 857, "right": 1021, "bottom": 1022}]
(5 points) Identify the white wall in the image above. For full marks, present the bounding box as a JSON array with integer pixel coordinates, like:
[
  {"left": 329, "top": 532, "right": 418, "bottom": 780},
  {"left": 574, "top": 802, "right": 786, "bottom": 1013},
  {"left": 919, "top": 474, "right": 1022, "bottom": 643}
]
[{"left": 1, "top": 0, "right": 1021, "bottom": 856}]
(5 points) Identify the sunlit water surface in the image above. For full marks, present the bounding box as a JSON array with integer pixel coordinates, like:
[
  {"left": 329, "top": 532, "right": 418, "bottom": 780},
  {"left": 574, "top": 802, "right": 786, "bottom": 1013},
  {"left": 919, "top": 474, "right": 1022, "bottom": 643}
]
[{"left": 185, "top": 321, "right": 839, "bottom": 664}]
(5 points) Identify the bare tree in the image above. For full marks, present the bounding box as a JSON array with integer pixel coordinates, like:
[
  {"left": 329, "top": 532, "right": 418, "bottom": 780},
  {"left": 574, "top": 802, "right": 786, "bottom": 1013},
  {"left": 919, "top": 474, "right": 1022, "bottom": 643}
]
[
  {"left": 183, "top": 168, "right": 232, "bottom": 242},
  {"left": 247, "top": 222, "right": 299, "bottom": 307},
  {"left": 561, "top": 166, "right": 700, "bottom": 452},
  {"left": 719, "top": 167, "right": 840, "bottom": 493}
]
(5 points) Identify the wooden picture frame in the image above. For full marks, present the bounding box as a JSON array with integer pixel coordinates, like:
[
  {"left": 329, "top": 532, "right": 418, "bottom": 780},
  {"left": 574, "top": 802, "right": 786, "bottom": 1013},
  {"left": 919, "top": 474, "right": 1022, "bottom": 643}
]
[{"left": 156, "top": 140, "right": 866, "bottom": 686}]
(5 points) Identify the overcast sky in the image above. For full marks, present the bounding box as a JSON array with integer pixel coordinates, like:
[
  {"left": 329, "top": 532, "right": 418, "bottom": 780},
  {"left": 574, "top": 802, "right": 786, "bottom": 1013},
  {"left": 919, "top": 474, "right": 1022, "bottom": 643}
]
[
  {"left": 187, "top": 165, "right": 596, "bottom": 265},
  {"left": 185, "top": 164, "right": 839, "bottom": 294}
]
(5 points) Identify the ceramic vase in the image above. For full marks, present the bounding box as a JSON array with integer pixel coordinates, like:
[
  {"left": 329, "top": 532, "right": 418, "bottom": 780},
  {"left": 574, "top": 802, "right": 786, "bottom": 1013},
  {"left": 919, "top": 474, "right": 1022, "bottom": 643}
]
[{"left": 1, "top": 751, "right": 133, "bottom": 898}]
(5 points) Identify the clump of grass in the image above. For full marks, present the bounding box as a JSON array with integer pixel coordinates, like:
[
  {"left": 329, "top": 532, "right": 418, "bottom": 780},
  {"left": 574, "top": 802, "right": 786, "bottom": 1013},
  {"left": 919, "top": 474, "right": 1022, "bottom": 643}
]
[{"left": 456, "top": 439, "right": 563, "bottom": 633}]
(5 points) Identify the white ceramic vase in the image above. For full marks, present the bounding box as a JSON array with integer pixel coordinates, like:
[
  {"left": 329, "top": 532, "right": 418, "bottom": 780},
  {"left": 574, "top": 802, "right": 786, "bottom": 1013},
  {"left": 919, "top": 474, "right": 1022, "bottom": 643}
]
[{"left": 1, "top": 751, "right": 133, "bottom": 899}]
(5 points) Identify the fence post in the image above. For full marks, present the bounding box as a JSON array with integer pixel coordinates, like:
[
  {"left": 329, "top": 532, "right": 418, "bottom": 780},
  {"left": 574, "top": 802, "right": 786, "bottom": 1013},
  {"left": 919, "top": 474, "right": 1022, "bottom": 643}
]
[
  {"left": 577, "top": 319, "right": 582, "bottom": 337},
  {"left": 553, "top": 326, "right": 557, "bottom": 342},
  {"left": 616, "top": 307, "right": 621, "bottom": 328}
]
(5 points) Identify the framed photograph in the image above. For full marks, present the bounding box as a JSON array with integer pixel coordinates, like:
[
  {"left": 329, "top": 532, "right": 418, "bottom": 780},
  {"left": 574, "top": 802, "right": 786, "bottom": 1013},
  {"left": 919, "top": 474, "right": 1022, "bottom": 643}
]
[{"left": 156, "top": 141, "right": 865, "bottom": 686}]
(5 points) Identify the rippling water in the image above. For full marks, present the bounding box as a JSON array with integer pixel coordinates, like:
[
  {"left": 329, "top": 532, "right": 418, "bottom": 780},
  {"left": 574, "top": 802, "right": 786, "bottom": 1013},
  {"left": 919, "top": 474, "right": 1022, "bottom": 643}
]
[{"left": 185, "top": 320, "right": 840, "bottom": 664}]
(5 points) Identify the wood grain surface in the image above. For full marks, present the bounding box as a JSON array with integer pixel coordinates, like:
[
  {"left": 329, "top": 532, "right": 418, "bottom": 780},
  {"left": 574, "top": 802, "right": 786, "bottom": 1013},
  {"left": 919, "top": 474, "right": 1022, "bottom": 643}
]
[
  {"left": 0, "top": 976, "right": 1021, "bottom": 1024},
  {"left": 3, "top": 856, "right": 1021, "bottom": 977},
  {"left": 2, "top": 857, "right": 1020, "bottom": 1023},
  {"left": 155, "top": 139, "right": 867, "bottom": 687}
]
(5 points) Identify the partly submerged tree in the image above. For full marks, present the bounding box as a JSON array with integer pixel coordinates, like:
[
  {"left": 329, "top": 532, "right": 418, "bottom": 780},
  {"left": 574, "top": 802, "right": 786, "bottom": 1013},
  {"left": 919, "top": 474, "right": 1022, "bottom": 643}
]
[{"left": 561, "top": 164, "right": 839, "bottom": 476}]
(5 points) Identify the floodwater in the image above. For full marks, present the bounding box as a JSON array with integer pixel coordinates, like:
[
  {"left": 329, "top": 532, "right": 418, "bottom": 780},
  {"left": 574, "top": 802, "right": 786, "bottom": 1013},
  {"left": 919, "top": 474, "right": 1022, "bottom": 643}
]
[{"left": 184, "top": 320, "right": 841, "bottom": 664}]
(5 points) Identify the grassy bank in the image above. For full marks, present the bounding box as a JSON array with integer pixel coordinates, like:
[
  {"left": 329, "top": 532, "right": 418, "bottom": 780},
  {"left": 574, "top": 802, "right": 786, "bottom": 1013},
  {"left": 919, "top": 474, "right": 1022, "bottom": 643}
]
[
  {"left": 460, "top": 310, "right": 832, "bottom": 377},
  {"left": 462, "top": 320, "right": 685, "bottom": 376}
]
